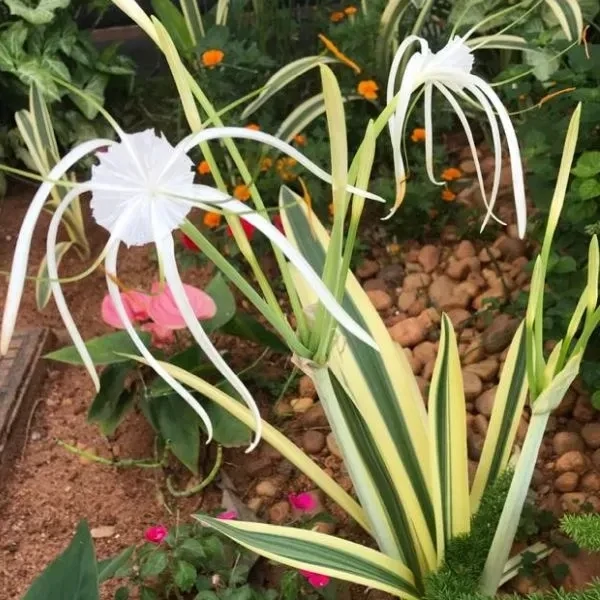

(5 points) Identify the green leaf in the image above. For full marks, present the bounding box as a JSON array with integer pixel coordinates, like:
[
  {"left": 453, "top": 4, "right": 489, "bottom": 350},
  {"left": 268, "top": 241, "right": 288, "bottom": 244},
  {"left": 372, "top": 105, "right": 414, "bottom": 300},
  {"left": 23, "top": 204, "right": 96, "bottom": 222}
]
[
  {"left": 140, "top": 551, "right": 168, "bottom": 578},
  {"left": 591, "top": 390, "right": 600, "bottom": 410},
  {"left": 114, "top": 588, "right": 129, "bottom": 600},
  {"left": 17, "top": 58, "right": 61, "bottom": 100},
  {"left": 173, "top": 560, "right": 197, "bottom": 592},
  {"left": 98, "top": 546, "right": 135, "bottom": 583},
  {"left": 572, "top": 151, "right": 600, "bottom": 178},
  {"left": 578, "top": 178, "right": 600, "bottom": 201},
  {"left": 147, "top": 393, "right": 201, "bottom": 474},
  {"left": 176, "top": 538, "right": 206, "bottom": 564},
  {"left": 553, "top": 256, "right": 577, "bottom": 274},
  {"left": 35, "top": 241, "right": 73, "bottom": 310},
  {"left": 140, "top": 587, "right": 158, "bottom": 600},
  {"left": 203, "top": 382, "right": 252, "bottom": 447},
  {"left": 23, "top": 520, "right": 99, "bottom": 600},
  {"left": 151, "top": 0, "right": 194, "bottom": 55},
  {"left": 88, "top": 362, "right": 136, "bottom": 436},
  {"left": 203, "top": 273, "right": 236, "bottom": 333},
  {"left": 45, "top": 330, "right": 152, "bottom": 365},
  {"left": 220, "top": 313, "right": 287, "bottom": 353},
  {"left": 69, "top": 74, "right": 107, "bottom": 120},
  {"left": 1, "top": 21, "right": 28, "bottom": 60},
  {"left": 3, "top": 0, "right": 69, "bottom": 25},
  {"left": 195, "top": 592, "right": 219, "bottom": 600}
]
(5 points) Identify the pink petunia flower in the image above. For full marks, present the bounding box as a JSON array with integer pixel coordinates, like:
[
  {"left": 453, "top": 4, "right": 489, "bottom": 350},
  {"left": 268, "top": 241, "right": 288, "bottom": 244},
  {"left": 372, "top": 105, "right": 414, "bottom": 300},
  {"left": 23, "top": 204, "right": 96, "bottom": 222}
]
[
  {"left": 148, "top": 282, "right": 216, "bottom": 329},
  {"left": 288, "top": 492, "right": 318, "bottom": 512},
  {"left": 299, "top": 569, "right": 330, "bottom": 588},
  {"left": 101, "top": 290, "right": 150, "bottom": 329},
  {"left": 144, "top": 525, "right": 168, "bottom": 544},
  {"left": 141, "top": 321, "right": 176, "bottom": 348},
  {"left": 216, "top": 510, "right": 238, "bottom": 520}
]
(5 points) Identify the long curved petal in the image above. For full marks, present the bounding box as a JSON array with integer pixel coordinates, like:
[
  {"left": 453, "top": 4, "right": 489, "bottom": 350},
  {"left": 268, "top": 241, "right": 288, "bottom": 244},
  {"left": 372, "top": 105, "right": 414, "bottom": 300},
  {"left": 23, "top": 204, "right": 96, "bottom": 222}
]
[
  {"left": 159, "top": 127, "right": 385, "bottom": 204},
  {"left": 434, "top": 83, "right": 505, "bottom": 227},
  {"left": 156, "top": 226, "right": 262, "bottom": 452},
  {"left": 424, "top": 83, "right": 444, "bottom": 186},
  {"left": 47, "top": 188, "right": 142, "bottom": 390},
  {"left": 1, "top": 138, "right": 115, "bottom": 355},
  {"left": 105, "top": 243, "right": 214, "bottom": 441},
  {"left": 178, "top": 190, "right": 378, "bottom": 350}
]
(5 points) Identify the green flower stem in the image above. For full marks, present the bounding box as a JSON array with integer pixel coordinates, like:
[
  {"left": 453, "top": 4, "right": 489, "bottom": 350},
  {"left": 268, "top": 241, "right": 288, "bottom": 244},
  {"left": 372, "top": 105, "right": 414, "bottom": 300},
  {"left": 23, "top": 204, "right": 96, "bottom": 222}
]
[
  {"left": 167, "top": 444, "right": 223, "bottom": 497},
  {"left": 181, "top": 221, "right": 309, "bottom": 358},
  {"left": 479, "top": 412, "right": 549, "bottom": 596},
  {"left": 56, "top": 439, "right": 168, "bottom": 469},
  {"left": 307, "top": 364, "right": 403, "bottom": 561}
]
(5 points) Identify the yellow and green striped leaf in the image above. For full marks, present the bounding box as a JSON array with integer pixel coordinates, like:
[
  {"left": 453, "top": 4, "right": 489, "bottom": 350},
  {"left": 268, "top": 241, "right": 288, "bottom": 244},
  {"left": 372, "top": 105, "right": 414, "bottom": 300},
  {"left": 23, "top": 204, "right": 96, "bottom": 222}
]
[
  {"left": 471, "top": 323, "right": 528, "bottom": 510},
  {"left": 195, "top": 516, "right": 419, "bottom": 599},
  {"left": 35, "top": 241, "right": 73, "bottom": 311},
  {"left": 428, "top": 314, "right": 470, "bottom": 560},
  {"left": 376, "top": 0, "right": 412, "bottom": 73}
]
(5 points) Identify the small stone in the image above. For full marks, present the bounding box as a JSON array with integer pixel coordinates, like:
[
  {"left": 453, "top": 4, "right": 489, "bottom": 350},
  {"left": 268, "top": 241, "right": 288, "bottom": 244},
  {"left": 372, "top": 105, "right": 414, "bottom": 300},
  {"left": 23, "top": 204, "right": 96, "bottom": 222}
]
[
  {"left": 269, "top": 501, "right": 290, "bottom": 524},
  {"left": 403, "top": 347, "right": 422, "bottom": 375},
  {"left": 422, "top": 359, "right": 435, "bottom": 381},
  {"left": 573, "top": 395, "right": 596, "bottom": 423},
  {"left": 476, "top": 387, "right": 497, "bottom": 417},
  {"left": 461, "top": 338, "right": 485, "bottom": 365},
  {"left": 581, "top": 423, "right": 600, "bottom": 448},
  {"left": 555, "top": 451, "right": 588, "bottom": 474},
  {"left": 560, "top": 492, "right": 588, "bottom": 513},
  {"left": 446, "top": 257, "right": 478, "bottom": 280},
  {"left": 464, "top": 358, "right": 499, "bottom": 382},
  {"left": 388, "top": 317, "right": 427, "bottom": 347},
  {"left": 290, "top": 397, "right": 314, "bottom": 413},
  {"left": 367, "top": 289, "right": 393, "bottom": 311},
  {"left": 407, "top": 297, "right": 427, "bottom": 317},
  {"left": 301, "top": 404, "right": 328, "bottom": 428},
  {"left": 553, "top": 388, "right": 577, "bottom": 417},
  {"left": 472, "top": 286, "right": 506, "bottom": 311},
  {"left": 479, "top": 247, "right": 502, "bottom": 263},
  {"left": 592, "top": 449, "right": 600, "bottom": 470},
  {"left": 413, "top": 341, "right": 437, "bottom": 365},
  {"left": 30, "top": 431, "right": 42, "bottom": 442},
  {"left": 447, "top": 308, "right": 471, "bottom": 329},
  {"left": 326, "top": 433, "right": 342, "bottom": 458},
  {"left": 313, "top": 521, "right": 336, "bottom": 535},
  {"left": 455, "top": 240, "right": 476, "bottom": 259},
  {"left": 459, "top": 159, "right": 477, "bottom": 175},
  {"left": 429, "top": 275, "right": 456, "bottom": 308},
  {"left": 467, "top": 430, "right": 484, "bottom": 460},
  {"left": 462, "top": 371, "right": 483, "bottom": 401},
  {"left": 482, "top": 315, "right": 519, "bottom": 354},
  {"left": 255, "top": 479, "right": 279, "bottom": 498},
  {"left": 356, "top": 259, "right": 379, "bottom": 279},
  {"left": 548, "top": 549, "right": 600, "bottom": 591},
  {"left": 472, "top": 414, "right": 489, "bottom": 436},
  {"left": 415, "top": 376, "right": 429, "bottom": 401},
  {"left": 91, "top": 526, "right": 115, "bottom": 539},
  {"left": 379, "top": 264, "right": 405, "bottom": 284},
  {"left": 580, "top": 472, "right": 600, "bottom": 492},
  {"left": 247, "top": 497, "right": 263, "bottom": 512},
  {"left": 302, "top": 430, "right": 326, "bottom": 454},
  {"left": 495, "top": 236, "right": 527, "bottom": 260},
  {"left": 418, "top": 244, "right": 440, "bottom": 273},
  {"left": 363, "top": 278, "right": 388, "bottom": 292},
  {"left": 554, "top": 472, "right": 579, "bottom": 492},
  {"left": 553, "top": 432, "right": 585, "bottom": 455},
  {"left": 298, "top": 375, "right": 317, "bottom": 399},
  {"left": 403, "top": 272, "right": 431, "bottom": 291},
  {"left": 397, "top": 290, "right": 417, "bottom": 312}
]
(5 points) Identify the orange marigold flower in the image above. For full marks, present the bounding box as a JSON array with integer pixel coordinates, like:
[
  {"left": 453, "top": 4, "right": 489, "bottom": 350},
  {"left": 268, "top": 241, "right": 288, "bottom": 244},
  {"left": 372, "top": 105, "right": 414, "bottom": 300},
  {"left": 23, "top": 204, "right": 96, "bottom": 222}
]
[
  {"left": 441, "top": 188, "right": 456, "bottom": 202},
  {"left": 197, "top": 160, "right": 211, "bottom": 175},
  {"left": 233, "top": 184, "right": 251, "bottom": 201},
  {"left": 293, "top": 133, "right": 307, "bottom": 146},
  {"left": 357, "top": 79, "right": 379, "bottom": 100},
  {"left": 344, "top": 6, "right": 358, "bottom": 15},
  {"left": 318, "top": 34, "right": 361, "bottom": 74},
  {"left": 330, "top": 11, "right": 345, "bottom": 22},
  {"left": 410, "top": 128, "right": 426, "bottom": 142},
  {"left": 276, "top": 157, "right": 297, "bottom": 171},
  {"left": 441, "top": 167, "right": 462, "bottom": 181},
  {"left": 202, "top": 49, "right": 224, "bottom": 68},
  {"left": 203, "top": 211, "right": 222, "bottom": 228},
  {"left": 260, "top": 157, "right": 273, "bottom": 172},
  {"left": 245, "top": 123, "right": 260, "bottom": 131}
]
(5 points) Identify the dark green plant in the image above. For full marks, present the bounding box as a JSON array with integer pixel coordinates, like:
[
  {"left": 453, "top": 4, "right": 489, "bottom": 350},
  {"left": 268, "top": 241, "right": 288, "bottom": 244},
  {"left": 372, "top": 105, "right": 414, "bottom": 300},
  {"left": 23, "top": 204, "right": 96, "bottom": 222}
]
[{"left": 561, "top": 514, "right": 600, "bottom": 553}]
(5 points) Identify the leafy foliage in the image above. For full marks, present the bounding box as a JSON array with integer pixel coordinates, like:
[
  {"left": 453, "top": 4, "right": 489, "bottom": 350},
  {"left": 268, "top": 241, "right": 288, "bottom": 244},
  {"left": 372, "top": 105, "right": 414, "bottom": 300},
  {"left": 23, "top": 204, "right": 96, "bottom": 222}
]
[{"left": 561, "top": 514, "right": 600, "bottom": 552}]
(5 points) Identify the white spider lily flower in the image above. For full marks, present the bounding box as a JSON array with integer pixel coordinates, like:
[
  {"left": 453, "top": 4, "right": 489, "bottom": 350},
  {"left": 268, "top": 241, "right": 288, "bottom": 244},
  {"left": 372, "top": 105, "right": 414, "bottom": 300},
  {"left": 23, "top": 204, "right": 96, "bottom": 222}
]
[
  {"left": 1, "top": 125, "right": 383, "bottom": 452},
  {"left": 385, "top": 35, "right": 526, "bottom": 238}
]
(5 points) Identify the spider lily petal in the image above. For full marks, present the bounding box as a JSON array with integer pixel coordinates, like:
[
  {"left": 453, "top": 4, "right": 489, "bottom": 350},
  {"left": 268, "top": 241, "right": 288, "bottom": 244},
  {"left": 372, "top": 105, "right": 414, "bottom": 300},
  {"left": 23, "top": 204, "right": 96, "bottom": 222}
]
[
  {"left": 1, "top": 138, "right": 115, "bottom": 357},
  {"left": 385, "top": 35, "right": 526, "bottom": 237},
  {"left": 105, "top": 243, "right": 214, "bottom": 441}
]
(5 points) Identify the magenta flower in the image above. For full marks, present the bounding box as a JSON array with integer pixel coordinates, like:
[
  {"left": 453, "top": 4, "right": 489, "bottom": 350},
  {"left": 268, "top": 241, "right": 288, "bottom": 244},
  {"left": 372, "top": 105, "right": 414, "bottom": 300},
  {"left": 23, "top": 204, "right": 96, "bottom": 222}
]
[
  {"left": 217, "top": 510, "right": 238, "bottom": 520},
  {"left": 299, "top": 569, "right": 330, "bottom": 588},
  {"left": 288, "top": 492, "right": 318, "bottom": 512},
  {"left": 144, "top": 525, "right": 168, "bottom": 544}
]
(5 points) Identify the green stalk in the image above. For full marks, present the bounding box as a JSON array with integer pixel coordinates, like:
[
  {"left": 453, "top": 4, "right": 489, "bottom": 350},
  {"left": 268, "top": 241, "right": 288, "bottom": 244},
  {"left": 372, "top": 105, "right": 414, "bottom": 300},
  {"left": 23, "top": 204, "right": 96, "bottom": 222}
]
[
  {"left": 308, "top": 365, "right": 403, "bottom": 560},
  {"left": 479, "top": 412, "right": 549, "bottom": 596}
]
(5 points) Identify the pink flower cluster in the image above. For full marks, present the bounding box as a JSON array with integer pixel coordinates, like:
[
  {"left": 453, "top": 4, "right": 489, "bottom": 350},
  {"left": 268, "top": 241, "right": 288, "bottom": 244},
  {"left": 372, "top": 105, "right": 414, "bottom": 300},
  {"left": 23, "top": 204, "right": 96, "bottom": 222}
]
[
  {"left": 101, "top": 282, "right": 216, "bottom": 347},
  {"left": 144, "top": 524, "right": 168, "bottom": 544}
]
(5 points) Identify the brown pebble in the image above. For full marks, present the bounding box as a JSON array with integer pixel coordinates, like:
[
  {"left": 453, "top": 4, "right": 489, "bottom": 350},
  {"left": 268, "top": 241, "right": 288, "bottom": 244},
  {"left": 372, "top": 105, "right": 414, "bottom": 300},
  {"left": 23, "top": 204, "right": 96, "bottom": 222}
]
[
  {"left": 573, "top": 396, "right": 596, "bottom": 423},
  {"left": 580, "top": 471, "right": 600, "bottom": 492},
  {"left": 581, "top": 423, "right": 600, "bottom": 449},
  {"left": 554, "top": 472, "right": 579, "bottom": 493},
  {"left": 560, "top": 492, "right": 588, "bottom": 513},
  {"left": 269, "top": 501, "right": 290, "bottom": 524},
  {"left": 555, "top": 451, "right": 589, "bottom": 474},
  {"left": 298, "top": 375, "right": 317, "bottom": 399},
  {"left": 302, "top": 430, "right": 326, "bottom": 454},
  {"left": 356, "top": 259, "right": 379, "bottom": 279},
  {"left": 366, "top": 289, "right": 394, "bottom": 311},
  {"left": 552, "top": 431, "right": 585, "bottom": 455},
  {"left": 255, "top": 479, "right": 279, "bottom": 498},
  {"left": 326, "top": 433, "right": 342, "bottom": 458}
]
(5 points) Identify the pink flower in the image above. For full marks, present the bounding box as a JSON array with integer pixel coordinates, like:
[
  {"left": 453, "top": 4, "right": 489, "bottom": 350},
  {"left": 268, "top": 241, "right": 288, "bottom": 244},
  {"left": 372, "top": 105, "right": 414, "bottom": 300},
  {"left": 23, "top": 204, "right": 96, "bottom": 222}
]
[
  {"left": 217, "top": 510, "right": 238, "bottom": 520},
  {"left": 141, "top": 322, "right": 176, "bottom": 348},
  {"left": 299, "top": 570, "right": 330, "bottom": 588},
  {"left": 144, "top": 525, "right": 168, "bottom": 544},
  {"left": 148, "top": 282, "right": 216, "bottom": 329},
  {"left": 101, "top": 290, "right": 150, "bottom": 329},
  {"left": 288, "top": 492, "right": 318, "bottom": 512}
]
